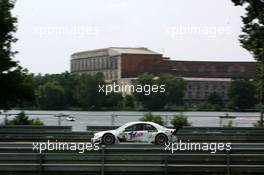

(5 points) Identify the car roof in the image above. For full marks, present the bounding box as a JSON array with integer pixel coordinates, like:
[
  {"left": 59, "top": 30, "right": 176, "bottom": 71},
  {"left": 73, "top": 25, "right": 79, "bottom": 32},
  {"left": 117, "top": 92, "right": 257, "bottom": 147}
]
[
  {"left": 123, "top": 121, "right": 164, "bottom": 128},
  {"left": 125, "top": 121, "right": 156, "bottom": 125}
]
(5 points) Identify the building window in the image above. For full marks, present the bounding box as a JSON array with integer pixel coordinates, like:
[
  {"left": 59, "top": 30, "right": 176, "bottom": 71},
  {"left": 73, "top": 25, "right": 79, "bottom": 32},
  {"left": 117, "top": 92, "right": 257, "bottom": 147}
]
[
  {"left": 92, "top": 58, "right": 95, "bottom": 70},
  {"left": 196, "top": 91, "right": 200, "bottom": 99},
  {"left": 102, "top": 57, "right": 106, "bottom": 69},
  {"left": 205, "top": 91, "right": 209, "bottom": 98},
  {"left": 188, "top": 91, "right": 192, "bottom": 99}
]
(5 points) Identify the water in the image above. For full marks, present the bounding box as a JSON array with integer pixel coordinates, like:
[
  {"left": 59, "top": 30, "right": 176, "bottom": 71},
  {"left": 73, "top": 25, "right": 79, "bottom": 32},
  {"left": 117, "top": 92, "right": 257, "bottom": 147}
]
[{"left": 0, "top": 110, "right": 261, "bottom": 131}]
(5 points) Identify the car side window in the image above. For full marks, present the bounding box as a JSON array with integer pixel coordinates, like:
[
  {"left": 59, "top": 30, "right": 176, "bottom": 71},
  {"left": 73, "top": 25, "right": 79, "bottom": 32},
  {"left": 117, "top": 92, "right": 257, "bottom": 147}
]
[
  {"left": 124, "top": 124, "right": 143, "bottom": 131},
  {"left": 124, "top": 125, "right": 135, "bottom": 131},
  {"left": 143, "top": 124, "right": 157, "bottom": 132}
]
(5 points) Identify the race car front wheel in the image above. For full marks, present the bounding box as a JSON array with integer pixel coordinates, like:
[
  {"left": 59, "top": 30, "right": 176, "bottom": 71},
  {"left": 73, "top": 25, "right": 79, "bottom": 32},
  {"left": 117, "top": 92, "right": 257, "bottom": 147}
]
[
  {"left": 102, "top": 133, "right": 115, "bottom": 145},
  {"left": 155, "top": 134, "right": 168, "bottom": 145}
]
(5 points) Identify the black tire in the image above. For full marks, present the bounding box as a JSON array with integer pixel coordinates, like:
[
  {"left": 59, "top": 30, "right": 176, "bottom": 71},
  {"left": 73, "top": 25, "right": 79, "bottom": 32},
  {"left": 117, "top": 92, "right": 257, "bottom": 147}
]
[
  {"left": 102, "top": 133, "right": 115, "bottom": 145},
  {"left": 155, "top": 134, "right": 168, "bottom": 145}
]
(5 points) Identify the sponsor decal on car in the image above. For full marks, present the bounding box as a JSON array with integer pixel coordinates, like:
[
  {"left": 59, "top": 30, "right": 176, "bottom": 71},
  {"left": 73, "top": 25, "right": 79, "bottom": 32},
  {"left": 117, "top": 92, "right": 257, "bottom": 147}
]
[{"left": 128, "top": 131, "right": 143, "bottom": 139}]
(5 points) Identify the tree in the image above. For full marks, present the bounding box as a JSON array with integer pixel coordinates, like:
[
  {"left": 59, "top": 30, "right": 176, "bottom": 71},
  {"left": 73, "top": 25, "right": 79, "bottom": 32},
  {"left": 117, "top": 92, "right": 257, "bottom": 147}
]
[
  {"left": 228, "top": 78, "right": 258, "bottom": 111},
  {"left": 0, "top": 0, "right": 34, "bottom": 110},
  {"left": 158, "top": 74, "right": 186, "bottom": 107},
  {"left": 171, "top": 113, "right": 191, "bottom": 127},
  {"left": 199, "top": 92, "right": 225, "bottom": 111},
  {"left": 36, "top": 81, "right": 67, "bottom": 110},
  {"left": 208, "top": 92, "right": 224, "bottom": 107},
  {"left": 133, "top": 73, "right": 186, "bottom": 110},
  {"left": 123, "top": 95, "right": 135, "bottom": 108},
  {"left": 6, "top": 111, "right": 43, "bottom": 125},
  {"left": 133, "top": 73, "right": 166, "bottom": 110},
  {"left": 198, "top": 92, "right": 224, "bottom": 111},
  {"left": 231, "top": 0, "right": 264, "bottom": 123},
  {"left": 73, "top": 73, "right": 105, "bottom": 109},
  {"left": 32, "top": 72, "right": 79, "bottom": 108},
  {"left": 140, "top": 112, "right": 164, "bottom": 125},
  {"left": 102, "top": 92, "right": 123, "bottom": 109}
]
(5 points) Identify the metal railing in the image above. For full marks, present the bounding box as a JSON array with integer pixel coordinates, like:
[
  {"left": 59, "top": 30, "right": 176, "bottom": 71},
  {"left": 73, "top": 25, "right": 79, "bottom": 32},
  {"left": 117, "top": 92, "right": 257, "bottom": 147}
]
[
  {"left": 0, "top": 125, "right": 72, "bottom": 132},
  {"left": 0, "top": 126, "right": 264, "bottom": 142},
  {"left": 0, "top": 143, "right": 263, "bottom": 174}
]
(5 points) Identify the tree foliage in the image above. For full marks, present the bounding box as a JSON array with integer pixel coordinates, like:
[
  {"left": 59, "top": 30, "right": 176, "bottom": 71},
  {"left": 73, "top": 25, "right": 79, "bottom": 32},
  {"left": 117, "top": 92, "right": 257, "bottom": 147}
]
[
  {"left": 0, "top": 0, "right": 34, "bottom": 110},
  {"left": 198, "top": 92, "right": 225, "bottom": 111},
  {"left": 123, "top": 95, "right": 135, "bottom": 108},
  {"left": 207, "top": 92, "right": 224, "bottom": 107},
  {"left": 140, "top": 112, "right": 164, "bottom": 125},
  {"left": 133, "top": 73, "right": 186, "bottom": 110},
  {"left": 6, "top": 111, "right": 43, "bottom": 125},
  {"left": 73, "top": 73, "right": 106, "bottom": 109},
  {"left": 231, "top": 0, "right": 264, "bottom": 62},
  {"left": 171, "top": 113, "right": 191, "bottom": 127},
  {"left": 228, "top": 78, "right": 258, "bottom": 111},
  {"left": 36, "top": 81, "right": 67, "bottom": 110},
  {"left": 232, "top": 0, "right": 264, "bottom": 110}
]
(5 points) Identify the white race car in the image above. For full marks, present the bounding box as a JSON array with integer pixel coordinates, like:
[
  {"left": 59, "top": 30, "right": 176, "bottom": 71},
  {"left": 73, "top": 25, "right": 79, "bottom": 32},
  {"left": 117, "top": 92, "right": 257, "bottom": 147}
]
[{"left": 92, "top": 121, "right": 181, "bottom": 145}]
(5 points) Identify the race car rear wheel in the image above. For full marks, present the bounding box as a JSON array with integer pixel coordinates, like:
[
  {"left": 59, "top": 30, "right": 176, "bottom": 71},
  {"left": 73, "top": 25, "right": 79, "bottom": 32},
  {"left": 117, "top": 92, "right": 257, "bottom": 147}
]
[
  {"left": 102, "top": 133, "right": 115, "bottom": 145},
  {"left": 155, "top": 134, "right": 168, "bottom": 145}
]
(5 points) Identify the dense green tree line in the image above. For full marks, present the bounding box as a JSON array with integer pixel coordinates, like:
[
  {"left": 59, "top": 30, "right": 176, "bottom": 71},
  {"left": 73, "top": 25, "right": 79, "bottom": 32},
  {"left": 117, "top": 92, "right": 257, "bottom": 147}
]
[
  {"left": 19, "top": 72, "right": 257, "bottom": 111},
  {"left": 133, "top": 73, "right": 186, "bottom": 110},
  {"left": 31, "top": 72, "right": 123, "bottom": 110},
  {"left": 29, "top": 72, "right": 187, "bottom": 110}
]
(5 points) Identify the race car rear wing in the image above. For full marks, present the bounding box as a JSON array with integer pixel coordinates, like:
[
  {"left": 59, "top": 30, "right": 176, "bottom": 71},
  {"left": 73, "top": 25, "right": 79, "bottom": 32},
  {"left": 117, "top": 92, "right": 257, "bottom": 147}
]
[{"left": 172, "top": 124, "right": 182, "bottom": 135}]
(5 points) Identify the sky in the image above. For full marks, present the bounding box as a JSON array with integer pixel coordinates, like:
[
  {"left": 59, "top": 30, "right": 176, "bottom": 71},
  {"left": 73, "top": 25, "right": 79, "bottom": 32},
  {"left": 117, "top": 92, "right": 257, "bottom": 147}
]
[{"left": 12, "top": 0, "right": 253, "bottom": 74}]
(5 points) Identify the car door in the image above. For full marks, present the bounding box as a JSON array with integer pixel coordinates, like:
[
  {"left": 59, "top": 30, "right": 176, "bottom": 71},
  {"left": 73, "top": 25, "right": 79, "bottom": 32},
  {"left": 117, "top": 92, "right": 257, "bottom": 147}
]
[
  {"left": 118, "top": 124, "right": 147, "bottom": 142},
  {"left": 142, "top": 124, "right": 158, "bottom": 142}
]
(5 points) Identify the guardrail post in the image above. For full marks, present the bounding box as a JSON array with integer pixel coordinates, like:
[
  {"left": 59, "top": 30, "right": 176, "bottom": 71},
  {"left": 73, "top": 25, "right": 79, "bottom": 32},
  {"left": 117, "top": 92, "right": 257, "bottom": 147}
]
[
  {"left": 4, "top": 114, "right": 8, "bottom": 125},
  {"left": 101, "top": 145, "right": 105, "bottom": 175},
  {"left": 165, "top": 115, "right": 169, "bottom": 127},
  {"left": 39, "top": 153, "right": 43, "bottom": 173},
  {"left": 226, "top": 150, "right": 230, "bottom": 175},
  {"left": 164, "top": 155, "right": 168, "bottom": 175},
  {"left": 111, "top": 115, "right": 116, "bottom": 126}
]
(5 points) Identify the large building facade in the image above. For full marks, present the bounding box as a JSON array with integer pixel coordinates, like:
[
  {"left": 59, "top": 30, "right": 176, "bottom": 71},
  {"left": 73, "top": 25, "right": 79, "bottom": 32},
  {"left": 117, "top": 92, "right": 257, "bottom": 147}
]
[{"left": 71, "top": 47, "right": 256, "bottom": 104}]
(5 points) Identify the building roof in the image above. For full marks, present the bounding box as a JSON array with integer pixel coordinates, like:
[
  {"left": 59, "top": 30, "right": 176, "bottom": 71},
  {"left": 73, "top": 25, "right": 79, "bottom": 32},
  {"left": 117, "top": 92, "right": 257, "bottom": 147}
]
[
  {"left": 71, "top": 47, "right": 160, "bottom": 59},
  {"left": 108, "top": 47, "right": 160, "bottom": 55}
]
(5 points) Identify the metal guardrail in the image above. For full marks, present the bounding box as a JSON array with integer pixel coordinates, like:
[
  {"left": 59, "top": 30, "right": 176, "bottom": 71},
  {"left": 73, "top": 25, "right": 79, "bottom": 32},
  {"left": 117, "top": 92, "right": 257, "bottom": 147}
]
[
  {"left": 0, "top": 126, "right": 72, "bottom": 132},
  {"left": 1, "top": 112, "right": 260, "bottom": 127},
  {"left": 0, "top": 143, "right": 263, "bottom": 174},
  {"left": 0, "top": 131, "right": 93, "bottom": 142},
  {"left": 0, "top": 133, "right": 262, "bottom": 142},
  {"left": 85, "top": 126, "right": 264, "bottom": 142},
  {"left": 0, "top": 126, "right": 264, "bottom": 142},
  {"left": 87, "top": 126, "right": 264, "bottom": 132}
]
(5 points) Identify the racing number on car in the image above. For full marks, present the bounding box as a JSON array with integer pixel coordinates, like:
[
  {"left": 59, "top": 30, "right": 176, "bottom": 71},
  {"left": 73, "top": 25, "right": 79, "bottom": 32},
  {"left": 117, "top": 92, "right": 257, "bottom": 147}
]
[{"left": 128, "top": 131, "right": 143, "bottom": 140}]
